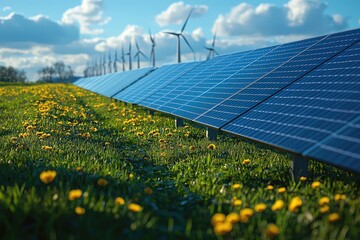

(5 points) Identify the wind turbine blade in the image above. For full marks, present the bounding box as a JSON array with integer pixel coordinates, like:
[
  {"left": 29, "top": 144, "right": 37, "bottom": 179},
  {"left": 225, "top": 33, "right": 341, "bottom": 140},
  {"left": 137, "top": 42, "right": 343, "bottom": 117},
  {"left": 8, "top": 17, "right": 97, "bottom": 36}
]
[
  {"left": 136, "top": 41, "right": 139, "bottom": 50},
  {"left": 214, "top": 50, "right": 220, "bottom": 55},
  {"left": 164, "top": 31, "right": 179, "bottom": 36},
  {"left": 181, "top": 35, "right": 194, "bottom": 53},
  {"left": 134, "top": 52, "right": 139, "bottom": 59},
  {"left": 204, "top": 46, "right": 212, "bottom": 51},
  {"left": 181, "top": 9, "right": 193, "bottom": 33},
  {"left": 139, "top": 51, "right": 148, "bottom": 59},
  {"left": 212, "top": 30, "right": 217, "bottom": 47}
]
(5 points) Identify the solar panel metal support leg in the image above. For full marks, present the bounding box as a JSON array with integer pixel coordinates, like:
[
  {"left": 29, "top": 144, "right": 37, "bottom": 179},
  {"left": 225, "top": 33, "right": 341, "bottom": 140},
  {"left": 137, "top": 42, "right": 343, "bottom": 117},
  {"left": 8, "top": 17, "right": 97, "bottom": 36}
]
[
  {"left": 149, "top": 110, "right": 155, "bottom": 117},
  {"left": 206, "top": 127, "right": 218, "bottom": 140},
  {"left": 175, "top": 117, "right": 184, "bottom": 128},
  {"left": 291, "top": 155, "right": 308, "bottom": 181}
]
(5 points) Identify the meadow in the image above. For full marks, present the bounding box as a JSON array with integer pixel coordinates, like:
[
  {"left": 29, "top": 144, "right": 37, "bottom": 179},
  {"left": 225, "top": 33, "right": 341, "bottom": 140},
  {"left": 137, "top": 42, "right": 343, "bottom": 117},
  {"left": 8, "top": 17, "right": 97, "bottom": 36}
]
[{"left": 0, "top": 83, "right": 359, "bottom": 239}]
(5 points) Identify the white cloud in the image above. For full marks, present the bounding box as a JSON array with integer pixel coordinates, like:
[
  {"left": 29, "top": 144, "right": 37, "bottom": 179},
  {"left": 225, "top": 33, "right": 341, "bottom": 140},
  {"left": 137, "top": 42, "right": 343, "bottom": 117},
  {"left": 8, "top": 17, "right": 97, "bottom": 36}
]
[
  {"left": 2, "top": 6, "right": 11, "bottom": 12},
  {"left": 156, "top": 1, "right": 208, "bottom": 27},
  {"left": 192, "top": 27, "right": 204, "bottom": 41},
  {"left": 61, "top": 0, "right": 111, "bottom": 35},
  {"left": 213, "top": 0, "right": 347, "bottom": 37}
]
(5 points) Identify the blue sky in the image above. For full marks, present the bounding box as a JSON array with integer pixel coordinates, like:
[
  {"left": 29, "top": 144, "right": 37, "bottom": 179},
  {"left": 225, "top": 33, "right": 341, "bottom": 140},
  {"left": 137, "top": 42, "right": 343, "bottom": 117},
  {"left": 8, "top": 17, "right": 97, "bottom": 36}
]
[{"left": 1, "top": 0, "right": 359, "bottom": 81}]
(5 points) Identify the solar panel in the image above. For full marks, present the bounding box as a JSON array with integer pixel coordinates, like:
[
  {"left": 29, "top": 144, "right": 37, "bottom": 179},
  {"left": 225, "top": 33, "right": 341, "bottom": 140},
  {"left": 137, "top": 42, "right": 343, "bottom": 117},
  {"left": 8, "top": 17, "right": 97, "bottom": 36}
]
[
  {"left": 90, "top": 67, "right": 155, "bottom": 97},
  {"left": 112, "top": 62, "right": 200, "bottom": 104},
  {"left": 195, "top": 28, "right": 360, "bottom": 128},
  {"left": 81, "top": 74, "right": 112, "bottom": 91},
  {"left": 73, "top": 77, "right": 87, "bottom": 86},
  {"left": 222, "top": 39, "right": 360, "bottom": 172}
]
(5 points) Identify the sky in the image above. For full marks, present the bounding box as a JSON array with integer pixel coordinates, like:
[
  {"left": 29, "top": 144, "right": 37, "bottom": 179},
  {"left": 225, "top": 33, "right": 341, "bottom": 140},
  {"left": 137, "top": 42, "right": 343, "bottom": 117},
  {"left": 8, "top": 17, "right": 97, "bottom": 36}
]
[{"left": 0, "top": 0, "right": 360, "bottom": 81}]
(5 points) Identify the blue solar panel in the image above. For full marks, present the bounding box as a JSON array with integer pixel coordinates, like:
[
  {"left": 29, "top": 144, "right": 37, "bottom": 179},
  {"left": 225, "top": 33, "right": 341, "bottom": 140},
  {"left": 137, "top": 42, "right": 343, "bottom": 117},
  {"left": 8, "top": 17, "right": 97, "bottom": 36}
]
[
  {"left": 112, "top": 62, "right": 200, "bottom": 104},
  {"left": 82, "top": 74, "right": 112, "bottom": 91},
  {"left": 195, "top": 28, "right": 360, "bottom": 128},
  {"left": 222, "top": 39, "right": 360, "bottom": 172},
  {"left": 171, "top": 36, "right": 326, "bottom": 121},
  {"left": 90, "top": 67, "right": 155, "bottom": 97},
  {"left": 73, "top": 77, "right": 87, "bottom": 86}
]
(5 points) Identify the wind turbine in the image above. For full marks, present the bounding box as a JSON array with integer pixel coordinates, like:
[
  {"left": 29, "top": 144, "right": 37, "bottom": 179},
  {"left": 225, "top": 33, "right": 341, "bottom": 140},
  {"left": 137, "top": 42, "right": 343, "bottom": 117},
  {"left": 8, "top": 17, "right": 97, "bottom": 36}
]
[
  {"left": 149, "top": 29, "right": 156, "bottom": 66},
  {"left": 205, "top": 31, "right": 219, "bottom": 60},
  {"left": 113, "top": 48, "right": 118, "bottom": 73},
  {"left": 102, "top": 53, "right": 106, "bottom": 74},
  {"left": 93, "top": 56, "right": 98, "bottom": 76},
  {"left": 126, "top": 42, "right": 132, "bottom": 70},
  {"left": 164, "top": 9, "right": 195, "bottom": 63},
  {"left": 134, "top": 40, "right": 147, "bottom": 69},
  {"left": 108, "top": 50, "right": 112, "bottom": 74},
  {"left": 121, "top": 44, "right": 126, "bottom": 71}
]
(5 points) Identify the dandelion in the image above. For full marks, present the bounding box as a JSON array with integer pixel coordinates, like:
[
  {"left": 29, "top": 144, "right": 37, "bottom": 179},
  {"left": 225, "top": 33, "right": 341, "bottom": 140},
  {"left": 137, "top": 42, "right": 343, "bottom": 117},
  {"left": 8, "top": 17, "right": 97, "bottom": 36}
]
[
  {"left": 278, "top": 187, "right": 286, "bottom": 193},
  {"left": 254, "top": 203, "right": 267, "bottom": 212},
  {"left": 239, "top": 208, "right": 254, "bottom": 222},
  {"left": 75, "top": 207, "right": 85, "bottom": 215},
  {"left": 211, "top": 213, "right": 226, "bottom": 226},
  {"left": 41, "top": 145, "right": 53, "bottom": 150},
  {"left": 68, "top": 189, "right": 82, "bottom": 201},
  {"left": 115, "top": 197, "right": 125, "bottom": 205},
  {"left": 299, "top": 176, "right": 307, "bottom": 182},
  {"left": 319, "top": 196, "right": 330, "bottom": 206},
  {"left": 128, "top": 203, "right": 143, "bottom": 212},
  {"left": 11, "top": 137, "right": 18, "bottom": 142},
  {"left": 207, "top": 143, "right": 216, "bottom": 150},
  {"left": 320, "top": 205, "right": 330, "bottom": 213},
  {"left": 271, "top": 200, "right": 284, "bottom": 211},
  {"left": 288, "top": 196, "right": 302, "bottom": 213},
  {"left": 267, "top": 185, "right": 274, "bottom": 190},
  {"left": 225, "top": 212, "right": 240, "bottom": 224},
  {"left": 328, "top": 213, "right": 341, "bottom": 222},
  {"left": 189, "top": 145, "right": 196, "bottom": 151},
  {"left": 136, "top": 131, "right": 144, "bottom": 137},
  {"left": 144, "top": 187, "right": 153, "bottom": 195},
  {"left": 105, "top": 141, "right": 110, "bottom": 145},
  {"left": 39, "top": 170, "right": 57, "bottom": 184},
  {"left": 232, "top": 199, "right": 243, "bottom": 206},
  {"left": 232, "top": 183, "right": 242, "bottom": 190},
  {"left": 334, "top": 194, "right": 347, "bottom": 201},
  {"left": 242, "top": 159, "right": 251, "bottom": 165},
  {"left": 97, "top": 178, "right": 108, "bottom": 186},
  {"left": 213, "top": 221, "right": 232, "bottom": 235},
  {"left": 264, "top": 223, "right": 280, "bottom": 238},
  {"left": 129, "top": 173, "right": 134, "bottom": 179},
  {"left": 76, "top": 166, "right": 82, "bottom": 171},
  {"left": 160, "top": 152, "right": 166, "bottom": 157},
  {"left": 311, "top": 181, "right": 321, "bottom": 189}
]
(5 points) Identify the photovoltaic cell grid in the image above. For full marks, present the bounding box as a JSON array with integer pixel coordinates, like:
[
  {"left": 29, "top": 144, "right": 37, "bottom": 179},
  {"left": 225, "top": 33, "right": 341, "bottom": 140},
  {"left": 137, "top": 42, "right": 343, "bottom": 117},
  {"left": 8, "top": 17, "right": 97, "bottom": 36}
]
[
  {"left": 222, "top": 39, "right": 360, "bottom": 173},
  {"left": 171, "top": 35, "right": 326, "bottom": 122},
  {"left": 113, "top": 61, "right": 201, "bottom": 104},
  {"left": 90, "top": 67, "right": 155, "bottom": 97},
  {"left": 139, "top": 50, "right": 257, "bottom": 111},
  {"left": 195, "top": 28, "right": 360, "bottom": 128}
]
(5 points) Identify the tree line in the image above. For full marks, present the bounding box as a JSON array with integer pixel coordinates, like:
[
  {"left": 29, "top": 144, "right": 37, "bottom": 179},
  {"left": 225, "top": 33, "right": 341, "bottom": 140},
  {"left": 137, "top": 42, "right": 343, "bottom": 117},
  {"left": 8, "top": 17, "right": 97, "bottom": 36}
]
[
  {"left": 37, "top": 61, "right": 74, "bottom": 83},
  {"left": 0, "top": 66, "right": 27, "bottom": 82}
]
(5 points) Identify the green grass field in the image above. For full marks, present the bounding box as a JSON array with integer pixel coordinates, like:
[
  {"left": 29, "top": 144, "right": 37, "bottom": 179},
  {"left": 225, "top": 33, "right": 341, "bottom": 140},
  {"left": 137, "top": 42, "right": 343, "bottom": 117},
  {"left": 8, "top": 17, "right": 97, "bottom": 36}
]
[{"left": 0, "top": 83, "right": 359, "bottom": 239}]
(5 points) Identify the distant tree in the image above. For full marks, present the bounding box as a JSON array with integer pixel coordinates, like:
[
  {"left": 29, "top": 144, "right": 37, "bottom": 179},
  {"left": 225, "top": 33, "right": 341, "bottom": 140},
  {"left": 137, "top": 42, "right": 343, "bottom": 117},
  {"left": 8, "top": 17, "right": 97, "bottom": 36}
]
[
  {"left": 37, "top": 61, "right": 74, "bottom": 82},
  {"left": 0, "top": 65, "right": 27, "bottom": 82}
]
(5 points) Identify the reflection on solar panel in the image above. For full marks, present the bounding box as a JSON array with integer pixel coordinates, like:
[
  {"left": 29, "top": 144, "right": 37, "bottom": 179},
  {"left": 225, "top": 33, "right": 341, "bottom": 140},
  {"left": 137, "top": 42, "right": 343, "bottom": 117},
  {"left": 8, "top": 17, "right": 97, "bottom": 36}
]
[
  {"left": 222, "top": 39, "right": 360, "bottom": 173},
  {"left": 82, "top": 67, "right": 155, "bottom": 97},
  {"left": 195, "top": 28, "right": 360, "bottom": 128},
  {"left": 113, "top": 62, "right": 200, "bottom": 104}
]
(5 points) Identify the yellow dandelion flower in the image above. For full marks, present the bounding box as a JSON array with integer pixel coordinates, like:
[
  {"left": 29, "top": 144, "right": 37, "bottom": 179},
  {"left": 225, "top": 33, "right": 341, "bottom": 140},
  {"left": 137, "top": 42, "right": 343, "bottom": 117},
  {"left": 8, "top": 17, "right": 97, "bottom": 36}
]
[
  {"left": 213, "top": 221, "right": 232, "bottom": 235},
  {"left": 232, "top": 199, "right": 243, "bottom": 206},
  {"left": 129, "top": 173, "right": 134, "bottom": 179},
  {"left": 41, "top": 145, "right": 53, "bottom": 150},
  {"left": 128, "top": 203, "right": 143, "bottom": 213},
  {"left": 271, "top": 200, "right": 284, "bottom": 211},
  {"left": 115, "top": 197, "right": 125, "bottom": 205},
  {"left": 211, "top": 213, "right": 226, "bottom": 226},
  {"left": 136, "top": 131, "right": 144, "bottom": 137},
  {"left": 239, "top": 208, "right": 254, "bottom": 222},
  {"left": 75, "top": 207, "right": 85, "bottom": 215},
  {"left": 288, "top": 196, "right": 302, "bottom": 213},
  {"left": 267, "top": 185, "right": 274, "bottom": 190},
  {"left": 68, "top": 189, "right": 82, "bottom": 201},
  {"left": 160, "top": 152, "right": 166, "bottom": 157},
  {"left": 36, "top": 131, "right": 44, "bottom": 136},
  {"left": 189, "top": 145, "right": 196, "bottom": 151},
  {"left": 232, "top": 183, "right": 242, "bottom": 190},
  {"left": 278, "top": 187, "right": 286, "bottom": 193},
  {"left": 299, "top": 176, "right": 307, "bottom": 182},
  {"left": 319, "top": 196, "right": 330, "bottom": 206},
  {"left": 264, "top": 223, "right": 280, "bottom": 238},
  {"left": 311, "top": 181, "right": 321, "bottom": 189},
  {"left": 76, "top": 166, "right": 82, "bottom": 171},
  {"left": 320, "top": 205, "right": 330, "bottom": 213},
  {"left": 225, "top": 212, "right": 240, "bottom": 224},
  {"left": 207, "top": 143, "right": 216, "bottom": 150},
  {"left": 328, "top": 213, "right": 341, "bottom": 222},
  {"left": 11, "top": 137, "right": 18, "bottom": 142},
  {"left": 39, "top": 170, "right": 57, "bottom": 184},
  {"left": 144, "top": 187, "right": 153, "bottom": 195},
  {"left": 334, "top": 194, "right": 347, "bottom": 202},
  {"left": 242, "top": 159, "right": 251, "bottom": 165},
  {"left": 254, "top": 203, "right": 267, "bottom": 212},
  {"left": 97, "top": 178, "right": 108, "bottom": 186}
]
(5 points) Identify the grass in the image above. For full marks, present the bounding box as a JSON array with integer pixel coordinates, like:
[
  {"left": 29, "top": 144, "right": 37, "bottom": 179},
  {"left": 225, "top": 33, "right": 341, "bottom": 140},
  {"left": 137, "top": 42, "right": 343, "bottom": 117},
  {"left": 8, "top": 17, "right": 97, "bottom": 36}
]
[{"left": 0, "top": 83, "right": 359, "bottom": 239}]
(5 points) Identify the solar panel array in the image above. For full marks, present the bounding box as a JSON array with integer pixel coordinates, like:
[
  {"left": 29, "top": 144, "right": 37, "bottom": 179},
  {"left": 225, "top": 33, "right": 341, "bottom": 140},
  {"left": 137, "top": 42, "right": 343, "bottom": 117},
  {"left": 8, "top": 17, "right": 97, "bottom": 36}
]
[{"left": 73, "top": 28, "right": 360, "bottom": 173}]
